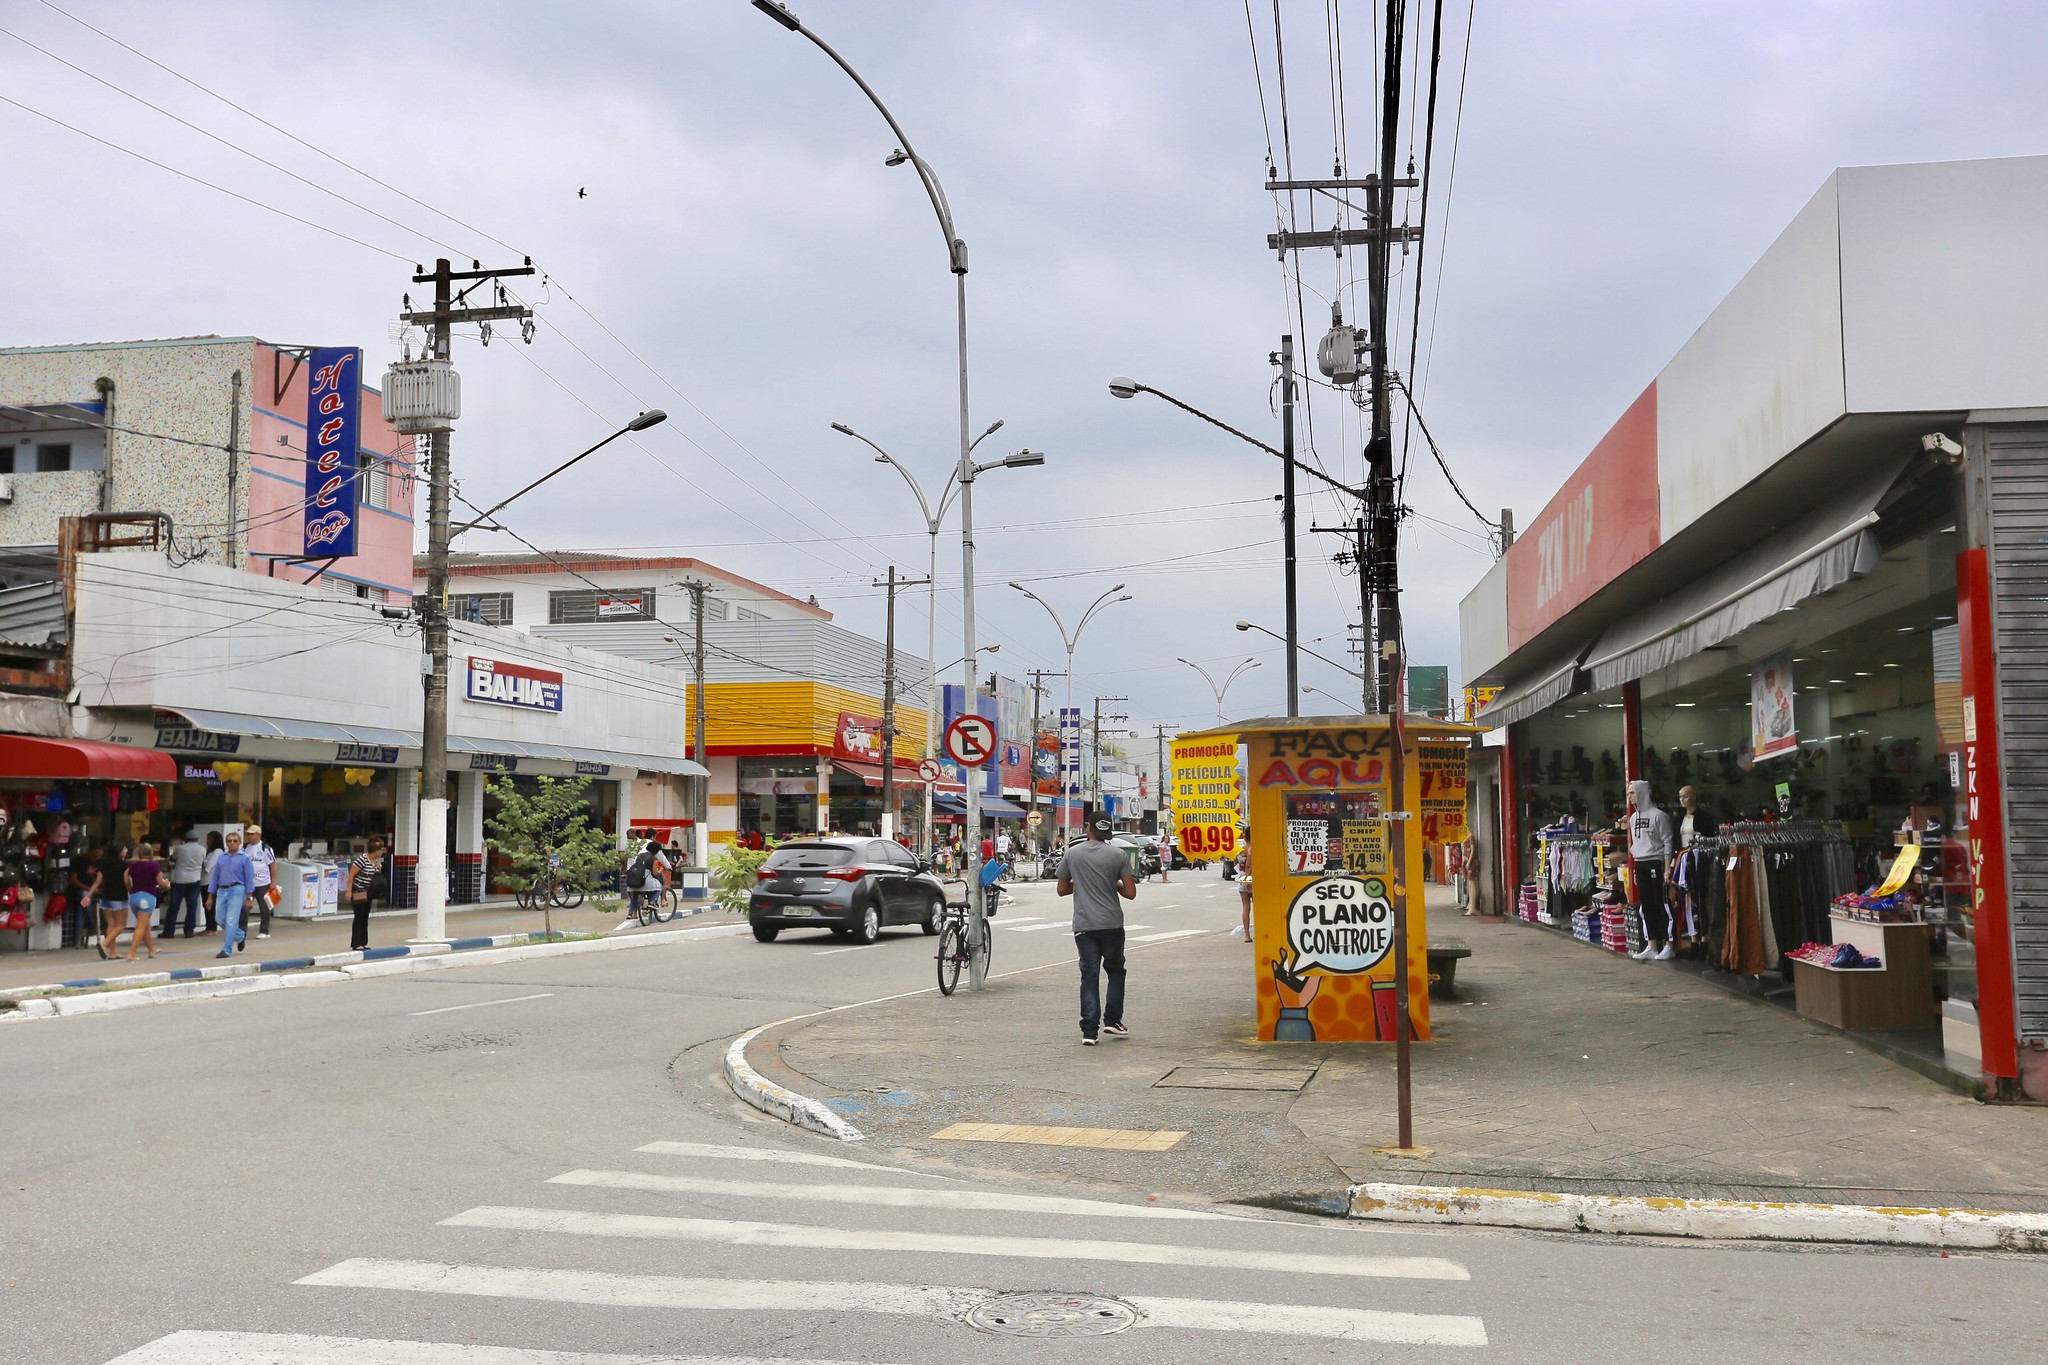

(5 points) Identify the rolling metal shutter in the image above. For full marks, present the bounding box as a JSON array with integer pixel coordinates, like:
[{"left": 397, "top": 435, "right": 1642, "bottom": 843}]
[{"left": 1986, "top": 426, "right": 2048, "bottom": 1039}]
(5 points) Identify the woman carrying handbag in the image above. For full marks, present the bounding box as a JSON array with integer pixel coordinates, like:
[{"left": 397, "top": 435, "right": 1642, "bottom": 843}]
[{"left": 347, "top": 836, "right": 386, "bottom": 952}]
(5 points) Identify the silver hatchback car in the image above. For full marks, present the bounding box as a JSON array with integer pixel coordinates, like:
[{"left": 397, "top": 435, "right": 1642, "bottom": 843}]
[{"left": 747, "top": 837, "right": 946, "bottom": 944}]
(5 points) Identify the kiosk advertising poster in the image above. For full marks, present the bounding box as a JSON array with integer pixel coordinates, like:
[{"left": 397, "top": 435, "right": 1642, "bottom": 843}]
[
  {"left": 1169, "top": 735, "right": 1240, "bottom": 862},
  {"left": 1227, "top": 719, "right": 1477, "bottom": 1043},
  {"left": 1417, "top": 742, "right": 1470, "bottom": 846}
]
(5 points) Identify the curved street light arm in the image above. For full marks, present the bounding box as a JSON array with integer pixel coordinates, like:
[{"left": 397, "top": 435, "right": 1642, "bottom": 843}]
[
  {"left": 1118, "top": 381, "right": 1362, "bottom": 500},
  {"left": 1009, "top": 583, "right": 1077, "bottom": 655},
  {"left": 834, "top": 424, "right": 940, "bottom": 531},
  {"left": 1073, "top": 585, "right": 1131, "bottom": 643},
  {"left": 1239, "top": 621, "right": 1366, "bottom": 681},
  {"left": 1222, "top": 657, "right": 1264, "bottom": 694}
]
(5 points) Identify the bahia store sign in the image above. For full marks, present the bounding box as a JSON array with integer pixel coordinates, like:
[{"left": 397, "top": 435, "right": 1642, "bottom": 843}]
[{"left": 466, "top": 657, "right": 564, "bottom": 712}]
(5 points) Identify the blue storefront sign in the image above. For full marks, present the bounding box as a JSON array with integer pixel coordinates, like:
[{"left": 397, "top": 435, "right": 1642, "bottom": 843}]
[
  {"left": 335, "top": 742, "right": 400, "bottom": 765},
  {"left": 304, "top": 346, "right": 363, "bottom": 556}
]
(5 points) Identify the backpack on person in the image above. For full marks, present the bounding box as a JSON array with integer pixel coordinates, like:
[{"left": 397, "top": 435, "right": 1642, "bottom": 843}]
[{"left": 626, "top": 847, "right": 656, "bottom": 890}]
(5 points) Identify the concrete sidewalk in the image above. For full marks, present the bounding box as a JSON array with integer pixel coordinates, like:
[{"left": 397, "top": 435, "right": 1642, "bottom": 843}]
[
  {"left": 0, "top": 897, "right": 673, "bottom": 996},
  {"left": 763, "top": 888, "right": 2048, "bottom": 1214}
]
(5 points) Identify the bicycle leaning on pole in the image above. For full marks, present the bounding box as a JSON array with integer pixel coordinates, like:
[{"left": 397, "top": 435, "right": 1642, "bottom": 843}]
[{"left": 933, "top": 856, "right": 1009, "bottom": 995}]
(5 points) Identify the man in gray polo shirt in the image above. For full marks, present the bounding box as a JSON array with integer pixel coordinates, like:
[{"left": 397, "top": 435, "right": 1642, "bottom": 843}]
[{"left": 1056, "top": 815, "right": 1138, "bottom": 1045}]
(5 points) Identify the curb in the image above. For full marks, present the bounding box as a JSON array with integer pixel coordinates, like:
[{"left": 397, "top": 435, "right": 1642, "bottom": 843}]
[
  {"left": 1350, "top": 1182, "right": 2048, "bottom": 1252},
  {"left": 0, "top": 922, "right": 750, "bottom": 1022},
  {"left": 724, "top": 1018, "right": 868, "bottom": 1143}
]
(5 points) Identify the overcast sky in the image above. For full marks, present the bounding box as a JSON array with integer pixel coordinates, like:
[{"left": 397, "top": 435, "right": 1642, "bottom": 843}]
[{"left": 5, "top": 0, "right": 2045, "bottom": 744}]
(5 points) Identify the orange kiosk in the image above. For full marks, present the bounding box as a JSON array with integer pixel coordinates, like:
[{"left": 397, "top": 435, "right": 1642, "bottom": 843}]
[{"left": 1179, "top": 714, "right": 1477, "bottom": 1043}]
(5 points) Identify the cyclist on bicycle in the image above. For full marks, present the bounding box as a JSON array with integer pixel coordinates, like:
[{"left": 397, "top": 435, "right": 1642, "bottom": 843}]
[{"left": 623, "top": 838, "right": 670, "bottom": 915}]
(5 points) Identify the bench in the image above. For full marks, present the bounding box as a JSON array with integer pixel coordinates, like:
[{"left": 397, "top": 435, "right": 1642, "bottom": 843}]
[{"left": 1426, "top": 937, "right": 1472, "bottom": 998}]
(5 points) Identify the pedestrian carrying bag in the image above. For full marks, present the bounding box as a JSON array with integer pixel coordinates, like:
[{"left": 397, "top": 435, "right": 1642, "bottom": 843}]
[
  {"left": 366, "top": 867, "right": 389, "bottom": 901},
  {"left": 626, "top": 848, "right": 654, "bottom": 890}
]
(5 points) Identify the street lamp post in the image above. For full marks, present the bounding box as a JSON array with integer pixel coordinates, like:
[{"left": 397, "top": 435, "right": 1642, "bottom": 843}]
[
  {"left": 1176, "top": 656, "right": 1261, "bottom": 723},
  {"left": 1010, "top": 583, "right": 1132, "bottom": 835},
  {"left": 758, "top": 0, "right": 1004, "bottom": 985},
  {"left": 832, "top": 420, "right": 1017, "bottom": 855},
  {"left": 1235, "top": 619, "right": 1370, "bottom": 707},
  {"left": 450, "top": 410, "right": 667, "bottom": 536},
  {"left": 1109, "top": 375, "right": 1363, "bottom": 719}
]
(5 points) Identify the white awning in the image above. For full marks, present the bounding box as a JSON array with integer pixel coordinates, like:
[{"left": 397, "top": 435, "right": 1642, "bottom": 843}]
[
  {"left": 1583, "top": 453, "right": 1912, "bottom": 694},
  {"left": 1473, "top": 652, "right": 1589, "bottom": 730}
]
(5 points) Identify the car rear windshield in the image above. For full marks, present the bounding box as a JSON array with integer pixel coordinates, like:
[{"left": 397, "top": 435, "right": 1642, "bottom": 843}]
[{"left": 763, "top": 844, "right": 856, "bottom": 869}]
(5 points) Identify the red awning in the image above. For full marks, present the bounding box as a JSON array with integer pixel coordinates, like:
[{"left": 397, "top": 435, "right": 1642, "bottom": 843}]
[
  {"left": 0, "top": 735, "right": 177, "bottom": 782},
  {"left": 833, "top": 760, "right": 929, "bottom": 789}
]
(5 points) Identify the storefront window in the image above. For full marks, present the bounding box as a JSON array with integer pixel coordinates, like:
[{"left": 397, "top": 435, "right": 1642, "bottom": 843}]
[{"left": 738, "top": 759, "right": 818, "bottom": 841}]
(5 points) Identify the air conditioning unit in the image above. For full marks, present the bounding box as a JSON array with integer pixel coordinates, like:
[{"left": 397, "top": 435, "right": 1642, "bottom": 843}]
[
  {"left": 381, "top": 357, "right": 462, "bottom": 434},
  {"left": 0, "top": 475, "right": 14, "bottom": 505}
]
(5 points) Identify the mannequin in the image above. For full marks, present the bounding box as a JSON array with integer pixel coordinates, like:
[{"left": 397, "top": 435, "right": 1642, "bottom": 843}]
[
  {"left": 1625, "top": 779, "right": 1675, "bottom": 961},
  {"left": 1676, "top": 784, "right": 1717, "bottom": 849}
]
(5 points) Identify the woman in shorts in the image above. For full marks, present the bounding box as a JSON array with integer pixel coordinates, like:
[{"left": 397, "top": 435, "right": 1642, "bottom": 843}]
[
  {"left": 99, "top": 842, "right": 131, "bottom": 959},
  {"left": 124, "top": 841, "right": 164, "bottom": 960}
]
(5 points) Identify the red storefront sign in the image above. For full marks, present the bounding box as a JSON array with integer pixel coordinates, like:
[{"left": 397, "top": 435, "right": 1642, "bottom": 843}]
[
  {"left": 1957, "top": 549, "right": 2018, "bottom": 1081},
  {"left": 832, "top": 712, "right": 885, "bottom": 763},
  {"left": 1505, "top": 384, "right": 1662, "bottom": 651}
]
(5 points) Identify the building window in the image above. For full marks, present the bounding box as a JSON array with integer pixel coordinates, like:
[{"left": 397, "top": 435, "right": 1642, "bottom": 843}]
[
  {"left": 35, "top": 443, "right": 72, "bottom": 472},
  {"left": 699, "top": 595, "right": 730, "bottom": 622},
  {"left": 549, "top": 587, "right": 657, "bottom": 623},
  {"left": 736, "top": 605, "right": 768, "bottom": 622},
  {"left": 0, "top": 447, "right": 13, "bottom": 474},
  {"left": 365, "top": 456, "right": 392, "bottom": 510},
  {"left": 454, "top": 592, "right": 514, "bottom": 625}
]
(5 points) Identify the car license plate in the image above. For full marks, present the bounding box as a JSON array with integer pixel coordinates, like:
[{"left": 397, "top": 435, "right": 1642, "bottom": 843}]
[{"left": 782, "top": 906, "right": 814, "bottom": 917}]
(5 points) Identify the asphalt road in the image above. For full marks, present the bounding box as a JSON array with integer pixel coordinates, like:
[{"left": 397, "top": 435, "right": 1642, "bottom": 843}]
[{"left": 6, "top": 871, "right": 2045, "bottom": 1364}]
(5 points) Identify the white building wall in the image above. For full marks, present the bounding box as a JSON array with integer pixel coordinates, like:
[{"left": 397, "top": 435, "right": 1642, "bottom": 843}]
[{"left": 434, "top": 565, "right": 817, "bottom": 628}]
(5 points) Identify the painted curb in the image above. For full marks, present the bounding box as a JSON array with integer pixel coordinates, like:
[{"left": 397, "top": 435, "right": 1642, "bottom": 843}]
[
  {"left": 1350, "top": 1182, "right": 2048, "bottom": 1252},
  {"left": 724, "top": 1019, "right": 868, "bottom": 1143},
  {"left": 0, "top": 922, "right": 751, "bottom": 1021}
]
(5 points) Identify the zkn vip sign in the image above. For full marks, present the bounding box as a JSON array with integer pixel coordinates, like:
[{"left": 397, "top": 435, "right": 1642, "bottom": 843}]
[{"left": 1247, "top": 721, "right": 1438, "bottom": 1043}]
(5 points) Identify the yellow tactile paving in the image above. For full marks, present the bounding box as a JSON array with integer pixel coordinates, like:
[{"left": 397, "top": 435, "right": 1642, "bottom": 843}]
[{"left": 931, "top": 1122, "right": 1188, "bottom": 1152}]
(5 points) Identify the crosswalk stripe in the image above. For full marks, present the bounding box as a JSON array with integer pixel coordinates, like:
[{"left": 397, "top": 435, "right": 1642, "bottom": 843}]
[
  {"left": 544, "top": 1169, "right": 1234, "bottom": 1220},
  {"left": 633, "top": 1140, "right": 939, "bottom": 1176},
  {"left": 101, "top": 1329, "right": 890, "bottom": 1364},
  {"left": 441, "top": 1206, "right": 1471, "bottom": 1281},
  {"left": 1130, "top": 929, "right": 1208, "bottom": 944},
  {"left": 294, "top": 1260, "right": 1488, "bottom": 1346}
]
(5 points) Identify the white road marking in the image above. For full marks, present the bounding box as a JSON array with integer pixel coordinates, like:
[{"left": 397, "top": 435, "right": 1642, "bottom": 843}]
[
  {"left": 1131, "top": 929, "right": 1210, "bottom": 944},
  {"left": 633, "top": 1140, "right": 938, "bottom": 1176},
  {"left": 294, "top": 1261, "right": 1488, "bottom": 1345},
  {"left": 101, "top": 1330, "right": 890, "bottom": 1364},
  {"left": 544, "top": 1169, "right": 1235, "bottom": 1220},
  {"left": 1002, "top": 922, "right": 1071, "bottom": 933},
  {"left": 406, "top": 993, "right": 553, "bottom": 1018},
  {"left": 443, "top": 1206, "right": 1471, "bottom": 1281},
  {"left": 811, "top": 945, "right": 863, "bottom": 956}
]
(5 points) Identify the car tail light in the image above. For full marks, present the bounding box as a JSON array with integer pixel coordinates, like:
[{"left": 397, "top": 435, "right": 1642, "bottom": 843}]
[
  {"left": 757, "top": 869, "right": 778, "bottom": 881},
  {"left": 820, "top": 866, "right": 864, "bottom": 882}
]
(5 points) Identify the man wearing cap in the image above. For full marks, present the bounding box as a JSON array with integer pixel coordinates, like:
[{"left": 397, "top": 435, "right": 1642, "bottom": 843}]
[
  {"left": 1056, "top": 813, "right": 1138, "bottom": 1045},
  {"left": 245, "top": 823, "right": 277, "bottom": 939}
]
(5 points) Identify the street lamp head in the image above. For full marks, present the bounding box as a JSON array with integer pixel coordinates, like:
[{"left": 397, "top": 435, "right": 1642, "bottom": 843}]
[
  {"left": 1235, "top": 620, "right": 1252, "bottom": 631},
  {"left": 627, "top": 409, "right": 667, "bottom": 432},
  {"left": 830, "top": 421, "right": 854, "bottom": 436},
  {"left": 1116, "top": 594, "right": 1133, "bottom": 603},
  {"left": 885, "top": 148, "right": 911, "bottom": 167},
  {"left": 1107, "top": 376, "right": 1140, "bottom": 400},
  {"left": 981, "top": 419, "right": 1004, "bottom": 438},
  {"left": 1110, "top": 583, "right": 1127, "bottom": 593},
  {"left": 1001, "top": 450, "right": 1045, "bottom": 468},
  {"left": 751, "top": 0, "right": 802, "bottom": 30}
]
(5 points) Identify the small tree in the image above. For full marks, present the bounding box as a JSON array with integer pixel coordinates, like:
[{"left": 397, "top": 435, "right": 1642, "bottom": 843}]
[
  {"left": 710, "top": 837, "right": 777, "bottom": 914},
  {"left": 484, "top": 775, "right": 620, "bottom": 936}
]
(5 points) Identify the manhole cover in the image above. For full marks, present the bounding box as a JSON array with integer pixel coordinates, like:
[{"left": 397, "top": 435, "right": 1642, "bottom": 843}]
[{"left": 966, "top": 1291, "right": 1139, "bottom": 1337}]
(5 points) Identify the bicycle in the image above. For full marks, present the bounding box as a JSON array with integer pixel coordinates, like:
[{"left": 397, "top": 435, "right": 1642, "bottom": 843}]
[
  {"left": 627, "top": 880, "right": 678, "bottom": 927},
  {"left": 516, "top": 855, "right": 585, "bottom": 910},
  {"left": 934, "top": 878, "right": 994, "bottom": 996}
]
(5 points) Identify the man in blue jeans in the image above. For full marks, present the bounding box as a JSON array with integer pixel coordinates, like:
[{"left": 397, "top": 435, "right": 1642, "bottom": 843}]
[
  {"left": 206, "top": 829, "right": 256, "bottom": 959},
  {"left": 1056, "top": 815, "right": 1138, "bottom": 1045}
]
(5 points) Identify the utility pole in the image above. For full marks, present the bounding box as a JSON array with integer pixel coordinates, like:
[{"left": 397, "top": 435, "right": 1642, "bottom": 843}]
[
  {"left": 1091, "top": 694, "right": 1128, "bottom": 822},
  {"left": 1152, "top": 722, "right": 1173, "bottom": 883},
  {"left": 874, "top": 565, "right": 931, "bottom": 844},
  {"left": 1277, "top": 335, "right": 1299, "bottom": 717},
  {"left": 683, "top": 579, "right": 710, "bottom": 867},
  {"left": 1026, "top": 667, "right": 1064, "bottom": 853},
  {"left": 397, "top": 257, "right": 532, "bottom": 941}
]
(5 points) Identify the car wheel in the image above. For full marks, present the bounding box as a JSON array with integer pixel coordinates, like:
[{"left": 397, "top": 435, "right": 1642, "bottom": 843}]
[
  {"left": 850, "top": 901, "right": 881, "bottom": 945},
  {"left": 751, "top": 923, "right": 779, "bottom": 943},
  {"left": 920, "top": 895, "right": 941, "bottom": 936}
]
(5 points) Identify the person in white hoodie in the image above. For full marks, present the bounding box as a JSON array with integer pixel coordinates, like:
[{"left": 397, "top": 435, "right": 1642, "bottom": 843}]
[{"left": 1625, "top": 779, "right": 1676, "bottom": 961}]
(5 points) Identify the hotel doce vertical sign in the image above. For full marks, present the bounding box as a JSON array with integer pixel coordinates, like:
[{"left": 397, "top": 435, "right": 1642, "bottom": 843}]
[
  {"left": 303, "top": 346, "right": 363, "bottom": 556},
  {"left": 1504, "top": 384, "right": 1661, "bottom": 651}
]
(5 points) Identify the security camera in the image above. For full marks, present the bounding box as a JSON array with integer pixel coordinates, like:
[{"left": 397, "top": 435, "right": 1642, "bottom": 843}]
[{"left": 1922, "top": 432, "right": 1964, "bottom": 462}]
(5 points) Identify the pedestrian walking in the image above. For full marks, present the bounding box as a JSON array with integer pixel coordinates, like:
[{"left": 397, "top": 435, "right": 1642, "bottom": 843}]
[
  {"left": 164, "top": 828, "right": 207, "bottom": 938},
  {"left": 1232, "top": 839, "right": 1253, "bottom": 940},
  {"left": 244, "top": 824, "right": 277, "bottom": 939},
  {"left": 1055, "top": 814, "right": 1137, "bottom": 1045},
  {"left": 201, "top": 832, "right": 223, "bottom": 932},
  {"left": 70, "top": 846, "right": 103, "bottom": 957},
  {"left": 124, "top": 841, "right": 165, "bottom": 960},
  {"left": 207, "top": 829, "right": 256, "bottom": 958},
  {"left": 347, "top": 836, "right": 385, "bottom": 952},
  {"left": 98, "top": 842, "right": 130, "bottom": 959}
]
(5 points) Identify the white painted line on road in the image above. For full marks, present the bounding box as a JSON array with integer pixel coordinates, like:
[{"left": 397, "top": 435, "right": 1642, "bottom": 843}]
[
  {"left": 634, "top": 1139, "right": 939, "bottom": 1176},
  {"left": 1131, "top": 929, "right": 1210, "bottom": 944},
  {"left": 444, "top": 1206, "right": 1471, "bottom": 1281},
  {"left": 812, "top": 945, "right": 865, "bottom": 956},
  {"left": 295, "top": 1261, "right": 1487, "bottom": 1345},
  {"left": 1003, "top": 922, "right": 1071, "bottom": 933},
  {"left": 546, "top": 1169, "right": 1236, "bottom": 1220},
  {"left": 100, "top": 1329, "right": 891, "bottom": 1364},
  {"left": 407, "top": 993, "right": 554, "bottom": 1018}
]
